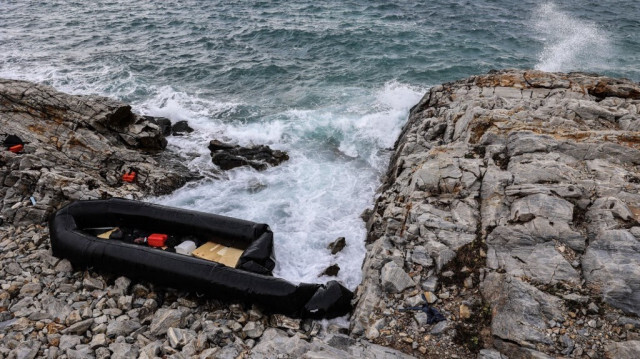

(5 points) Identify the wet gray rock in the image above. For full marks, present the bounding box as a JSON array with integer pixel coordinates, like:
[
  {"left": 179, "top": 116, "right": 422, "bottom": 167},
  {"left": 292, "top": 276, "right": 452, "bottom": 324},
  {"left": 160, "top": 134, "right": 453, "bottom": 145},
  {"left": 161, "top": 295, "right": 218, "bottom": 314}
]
[
  {"left": 171, "top": 120, "right": 194, "bottom": 135},
  {"left": 328, "top": 237, "right": 347, "bottom": 254},
  {"left": 320, "top": 264, "right": 340, "bottom": 277},
  {"left": 209, "top": 139, "right": 289, "bottom": 171}
]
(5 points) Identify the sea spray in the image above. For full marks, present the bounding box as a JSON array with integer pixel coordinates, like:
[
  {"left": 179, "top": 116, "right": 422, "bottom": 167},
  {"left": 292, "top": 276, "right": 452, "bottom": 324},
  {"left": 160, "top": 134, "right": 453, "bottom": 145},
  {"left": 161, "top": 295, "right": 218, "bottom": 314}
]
[
  {"left": 151, "top": 82, "right": 424, "bottom": 289},
  {"left": 532, "top": 2, "right": 612, "bottom": 73}
]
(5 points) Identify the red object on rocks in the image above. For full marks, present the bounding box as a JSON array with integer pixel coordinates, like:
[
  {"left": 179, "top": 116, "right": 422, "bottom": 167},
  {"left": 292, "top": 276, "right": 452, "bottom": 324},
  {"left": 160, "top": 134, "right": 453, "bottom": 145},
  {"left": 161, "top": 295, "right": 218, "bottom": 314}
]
[
  {"left": 147, "top": 233, "right": 167, "bottom": 247},
  {"left": 122, "top": 171, "right": 136, "bottom": 183},
  {"left": 8, "top": 144, "right": 23, "bottom": 153}
]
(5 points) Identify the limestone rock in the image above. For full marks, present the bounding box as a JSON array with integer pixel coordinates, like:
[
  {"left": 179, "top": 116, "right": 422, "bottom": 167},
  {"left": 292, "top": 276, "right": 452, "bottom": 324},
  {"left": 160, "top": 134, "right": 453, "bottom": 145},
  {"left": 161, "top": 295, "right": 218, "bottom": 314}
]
[
  {"left": 106, "top": 318, "right": 141, "bottom": 337},
  {"left": 481, "top": 273, "right": 564, "bottom": 348},
  {"left": 242, "top": 321, "right": 265, "bottom": 339},
  {"left": 108, "top": 342, "right": 138, "bottom": 359},
  {"left": 582, "top": 230, "right": 640, "bottom": 316},
  {"left": 353, "top": 69, "right": 640, "bottom": 357},
  {"left": 605, "top": 340, "right": 640, "bottom": 359},
  {"left": 149, "top": 308, "right": 184, "bottom": 336},
  {"left": 380, "top": 261, "right": 414, "bottom": 293},
  {"left": 167, "top": 327, "right": 196, "bottom": 348}
]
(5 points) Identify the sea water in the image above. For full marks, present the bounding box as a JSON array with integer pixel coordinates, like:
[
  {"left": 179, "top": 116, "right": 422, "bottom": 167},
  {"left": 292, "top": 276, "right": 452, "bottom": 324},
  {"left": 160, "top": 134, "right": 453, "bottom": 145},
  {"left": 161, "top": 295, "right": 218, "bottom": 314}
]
[{"left": 1, "top": 1, "right": 638, "bottom": 289}]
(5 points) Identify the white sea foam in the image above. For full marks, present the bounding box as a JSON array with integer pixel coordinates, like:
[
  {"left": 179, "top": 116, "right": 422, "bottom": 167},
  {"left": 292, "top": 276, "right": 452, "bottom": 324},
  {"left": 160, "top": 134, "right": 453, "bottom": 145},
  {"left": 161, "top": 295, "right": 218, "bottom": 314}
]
[
  {"left": 152, "top": 82, "right": 425, "bottom": 289},
  {"left": 533, "top": 2, "right": 612, "bottom": 73}
]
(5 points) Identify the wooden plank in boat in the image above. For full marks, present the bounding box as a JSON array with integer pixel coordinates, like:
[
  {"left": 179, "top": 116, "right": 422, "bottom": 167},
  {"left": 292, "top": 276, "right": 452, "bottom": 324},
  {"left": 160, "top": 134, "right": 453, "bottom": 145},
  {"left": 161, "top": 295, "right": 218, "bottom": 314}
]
[
  {"left": 97, "top": 228, "right": 118, "bottom": 239},
  {"left": 192, "top": 242, "right": 244, "bottom": 268}
]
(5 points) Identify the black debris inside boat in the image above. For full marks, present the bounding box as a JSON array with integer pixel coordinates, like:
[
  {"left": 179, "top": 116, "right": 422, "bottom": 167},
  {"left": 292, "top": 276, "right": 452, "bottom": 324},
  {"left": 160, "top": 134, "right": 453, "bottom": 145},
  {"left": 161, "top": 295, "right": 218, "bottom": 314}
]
[{"left": 49, "top": 198, "right": 353, "bottom": 318}]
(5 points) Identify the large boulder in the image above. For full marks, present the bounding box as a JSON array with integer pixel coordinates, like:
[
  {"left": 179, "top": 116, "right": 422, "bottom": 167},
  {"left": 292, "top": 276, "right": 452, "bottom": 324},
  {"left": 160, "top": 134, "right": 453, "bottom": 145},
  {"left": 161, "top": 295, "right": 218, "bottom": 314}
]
[{"left": 208, "top": 139, "right": 289, "bottom": 171}]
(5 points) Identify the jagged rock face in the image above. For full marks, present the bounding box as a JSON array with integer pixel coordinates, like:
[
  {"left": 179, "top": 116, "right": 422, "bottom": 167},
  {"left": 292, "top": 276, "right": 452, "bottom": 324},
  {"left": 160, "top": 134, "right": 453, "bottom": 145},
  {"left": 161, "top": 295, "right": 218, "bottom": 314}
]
[
  {"left": 208, "top": 140, "right": 289, "bottom": 171},
  {"left": 354, "top": 70, "right": 640, "bottom": 357},
  {"left": 0, "top": 78, "right": 194, "bottom": 225}
]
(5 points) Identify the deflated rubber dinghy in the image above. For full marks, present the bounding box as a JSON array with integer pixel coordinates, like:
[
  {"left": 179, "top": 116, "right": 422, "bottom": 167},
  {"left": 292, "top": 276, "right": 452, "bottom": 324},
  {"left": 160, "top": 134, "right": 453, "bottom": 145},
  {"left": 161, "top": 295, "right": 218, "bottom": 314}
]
[{"left": 49, "top": 198, "right": 353, "bottom": 318}]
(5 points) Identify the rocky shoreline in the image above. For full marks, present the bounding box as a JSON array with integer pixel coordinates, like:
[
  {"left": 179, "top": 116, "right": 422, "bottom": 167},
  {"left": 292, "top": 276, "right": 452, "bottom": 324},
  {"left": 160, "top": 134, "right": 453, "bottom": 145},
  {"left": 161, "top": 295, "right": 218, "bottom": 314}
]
[
  {"left": 2, "top": 70, "right": 640, "bottom": 358},
  {"left": 352, "top": 70, "right": 640, "bottom": 358},
  {"left": 0, "top": 78, "right": 410, "bottom": 359}
]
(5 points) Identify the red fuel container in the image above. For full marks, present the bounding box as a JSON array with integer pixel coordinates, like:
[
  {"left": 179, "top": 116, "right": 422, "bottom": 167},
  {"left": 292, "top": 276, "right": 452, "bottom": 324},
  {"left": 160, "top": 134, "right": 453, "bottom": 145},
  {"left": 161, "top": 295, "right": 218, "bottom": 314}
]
[
  {"left": 122, "top": 171, "right": 136, "bottom": 183},
  {"left": 9, "top": 144, "right": 23, "bottom": 153},
  {"left": 147, "top": 233, "right": 167, "bottom": 247}
]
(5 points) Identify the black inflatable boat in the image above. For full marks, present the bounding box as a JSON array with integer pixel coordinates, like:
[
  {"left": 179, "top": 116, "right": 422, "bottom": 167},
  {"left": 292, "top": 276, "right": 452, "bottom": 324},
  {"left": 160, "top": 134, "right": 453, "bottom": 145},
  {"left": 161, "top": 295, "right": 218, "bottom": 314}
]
[{"left": 49, "top": 198, "right": 353, "bottom": 318}]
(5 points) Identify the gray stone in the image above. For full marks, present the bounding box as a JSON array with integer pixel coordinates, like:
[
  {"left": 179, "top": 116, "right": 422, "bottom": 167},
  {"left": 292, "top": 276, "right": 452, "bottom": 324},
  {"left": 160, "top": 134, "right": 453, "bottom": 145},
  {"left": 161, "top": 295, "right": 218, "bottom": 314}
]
[
  {"left": 421, "top": 276, "right": 438, "bottom": 292},
  {"left": 95, "top": 347, "right": 111, "bottom": 359},
  {"left": 269, "top": 314, "right": 301, "bottom": 330},
  {"left": 19, "top": 282, "right": 42, "bottom": 297},
  {"left": 243, "top": 321, "right": 265, "bottom": 338},
  {"left": 582, "top": 230, "right": 640, "bottom": 316},
  {"left": 108, "top": 342, "right": 139, "bottom": 359},
  {"left": 209, "top": 140, "right": 289, "bottom": 171},
  {"left": 10, "top": 342, "right": 40, "bottom": 359},
  {"left": 214, "top": 345, "right": 239, "bottom": 359},
  {"left": 149, "top": 308, "right": 184, "bottom": 336},
  {"left": 478, "top": 349, "right": 508, "bottom": 359},
  {"left": 380, "top": 261, "right": 414, "bottom": 293},
  {"left": 430, "top": 320, "right": 451, "bottom": 335},
  {"left": 167, "top": 327, "right": 196, "bottom": 349},
  {"left": 63, "top": 318, "right": 94, "bottom": 335},
  {"left": 510, "top": 193, "right": 573, "bottom": 223},
  {"left": 89, "top": 333, "right": 107, "bottom": 349},
  {"left": 328, "top": 237, "right": 347, "bottom": 254},
  {"left": 67, "top": 345, "right": 95, "bottom": 359},
  {"left": 410, "top": 246, "right": 433, "bottom": 267},
  {"left": 605, "top": 340, "right": 640, "bottom": 359},
  {"left": 59, "top": 335, "right": 82, "bottom": 351},
  {"left": 107, "top": 318, "right": 141, "bottom": 337},
  {"left": 83, "top": 277, "right": 105, "bottom": 290},
  {"left": 481, "top": 273, "right": 564, "bottom": 347}
]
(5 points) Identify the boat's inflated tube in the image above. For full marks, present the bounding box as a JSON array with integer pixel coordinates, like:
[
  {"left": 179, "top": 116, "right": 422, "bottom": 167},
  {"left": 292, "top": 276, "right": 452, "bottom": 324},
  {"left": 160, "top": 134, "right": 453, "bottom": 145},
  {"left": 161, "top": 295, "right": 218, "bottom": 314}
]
[{"left": 49, "top": 198, "right": 353, "bottom": 319}]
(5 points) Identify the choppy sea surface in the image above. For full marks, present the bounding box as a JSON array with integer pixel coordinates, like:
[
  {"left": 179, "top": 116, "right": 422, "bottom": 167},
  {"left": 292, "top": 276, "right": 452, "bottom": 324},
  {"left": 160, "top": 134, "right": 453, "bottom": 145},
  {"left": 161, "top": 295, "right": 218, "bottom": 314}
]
[{"left": 2, "top": 1, "right": 638, "bottom": 289}]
